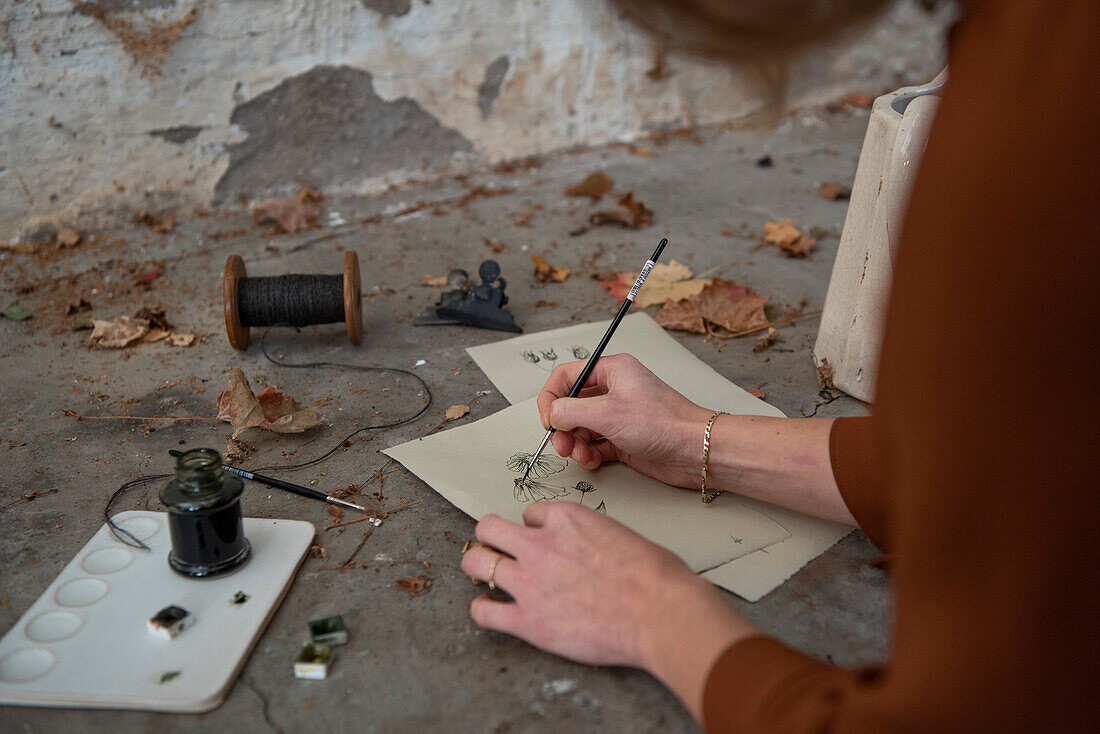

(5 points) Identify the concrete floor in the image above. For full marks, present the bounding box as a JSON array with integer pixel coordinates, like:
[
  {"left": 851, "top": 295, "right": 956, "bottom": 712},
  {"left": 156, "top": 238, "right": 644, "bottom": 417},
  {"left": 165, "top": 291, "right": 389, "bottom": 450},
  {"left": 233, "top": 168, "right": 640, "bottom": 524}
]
[{"left": 0, "top": 107, "right": 886, "bottom": 733}]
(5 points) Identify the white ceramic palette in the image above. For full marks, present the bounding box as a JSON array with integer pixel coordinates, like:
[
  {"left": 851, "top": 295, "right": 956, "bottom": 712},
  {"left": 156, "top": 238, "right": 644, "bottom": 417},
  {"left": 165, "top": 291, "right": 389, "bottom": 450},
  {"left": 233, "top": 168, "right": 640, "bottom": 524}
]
[{"left": 0, "top": 511, "right": 314, "bottom": 712}]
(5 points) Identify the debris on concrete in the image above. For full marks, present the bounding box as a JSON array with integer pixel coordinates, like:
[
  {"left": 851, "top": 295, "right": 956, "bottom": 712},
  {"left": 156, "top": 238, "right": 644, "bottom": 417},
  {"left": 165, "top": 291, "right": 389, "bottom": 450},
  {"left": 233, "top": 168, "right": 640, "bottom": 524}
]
[
  {"left": 1, "top": 301, "right": 33, "bottom": 322},
  {"left": 532, "top": 254, "right": 569, "bottom": 283},
  {"left": 394, "top": 575, "right": 432, "bottom": 597},
  {"left": 819, "top": 182, "right": 852, "bottom": 200},
  {"left": 589, "top": 192, "right": 653, "bottom": 229},
  {"left": 754, "top": 327, "right": 781, "bottom": 352},
  {"left": 136, "top": 211, "right": 176, "bottom": 234},
  {"left": 230, "top": 591, "right": 250, "bottom": 605},
  {"left": 483, "top": 237, "right": 510, "bottom": 254},
  {"left": 251, "top": 188, "right": 323, "bottom": 234},
  {"left": 563, "top": 172, "right": 613, "bottom": 201}
]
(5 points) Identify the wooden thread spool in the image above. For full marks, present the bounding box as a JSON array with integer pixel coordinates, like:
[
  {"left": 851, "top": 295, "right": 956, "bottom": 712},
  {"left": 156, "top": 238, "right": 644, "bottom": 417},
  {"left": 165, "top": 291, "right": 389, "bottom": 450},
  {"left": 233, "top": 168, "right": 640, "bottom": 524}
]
[{"left": 222, "top": 252, "right": 362, "bottom": 350}]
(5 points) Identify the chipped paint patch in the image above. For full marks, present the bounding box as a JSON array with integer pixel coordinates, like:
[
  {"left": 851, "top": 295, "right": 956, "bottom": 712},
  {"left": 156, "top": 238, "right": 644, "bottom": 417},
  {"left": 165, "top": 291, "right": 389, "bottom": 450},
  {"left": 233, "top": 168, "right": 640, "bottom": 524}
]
[
  {"left": 477, "top": 55, "right": 510, "bottom": 118},
  {"left": 216, "top": 65, "right": 472, "bottom": 201}
]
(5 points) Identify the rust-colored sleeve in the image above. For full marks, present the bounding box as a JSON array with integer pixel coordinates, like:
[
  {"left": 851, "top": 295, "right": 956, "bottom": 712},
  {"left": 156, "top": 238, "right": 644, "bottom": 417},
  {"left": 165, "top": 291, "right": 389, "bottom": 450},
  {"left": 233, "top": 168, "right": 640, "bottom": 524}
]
[
  {"left": 829, "top": 417, "right": 888, "bottom": 550},
  {"left": 703, "top": 637, "right": 862, "bottom": 734},
  {"left": 701, "top": 1, "right": 1100, "bottom": 731}
]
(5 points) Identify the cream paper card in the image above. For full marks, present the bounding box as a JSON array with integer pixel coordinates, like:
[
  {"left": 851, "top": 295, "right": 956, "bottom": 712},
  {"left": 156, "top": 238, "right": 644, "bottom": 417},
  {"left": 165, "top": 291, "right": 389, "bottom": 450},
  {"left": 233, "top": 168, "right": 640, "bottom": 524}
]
[
  {"left": 384, "top": 399, "right": 791, "bottom": 572},
  {"left": 463, "top": 313, "right": 853, "bottom": 601}
]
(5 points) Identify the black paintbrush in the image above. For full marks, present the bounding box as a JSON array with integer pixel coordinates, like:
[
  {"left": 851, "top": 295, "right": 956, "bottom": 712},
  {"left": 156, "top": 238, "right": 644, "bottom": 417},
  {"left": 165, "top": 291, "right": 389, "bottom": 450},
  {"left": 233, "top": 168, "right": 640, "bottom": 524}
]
[
  {"left": 520, "top": 237, "right": 668, "bottom": 482},
  {"left": 168, "top": 449, "right": 366, "bottom": 512}
]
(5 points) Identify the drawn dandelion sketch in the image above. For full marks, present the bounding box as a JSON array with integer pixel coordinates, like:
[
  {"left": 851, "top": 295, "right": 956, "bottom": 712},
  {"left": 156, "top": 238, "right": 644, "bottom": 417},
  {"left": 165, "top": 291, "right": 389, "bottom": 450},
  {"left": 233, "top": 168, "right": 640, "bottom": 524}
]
[
  {"left": 519, "top": 345, "right": 591, "bottom": 373},
  {"left": 505, "top": 452, "right": 606, "bottom": 511}
]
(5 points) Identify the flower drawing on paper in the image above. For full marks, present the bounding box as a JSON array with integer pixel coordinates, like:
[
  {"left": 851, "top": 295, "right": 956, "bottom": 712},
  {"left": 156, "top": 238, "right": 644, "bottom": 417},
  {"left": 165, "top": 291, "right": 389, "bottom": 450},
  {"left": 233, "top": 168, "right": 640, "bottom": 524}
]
[
  {"left": 521, "top": 350, "right": 540, "bottom": 364},
  {"left": 540, "top": 348, "right": 558, "bottom": 361},
  {"left": 570, "top": 345, "right": 590, "bottom": 360},
  {"left": 594, "top": 500, "right": 607, "bottom": 514},
  {"left": 506, "top": 452, "right": 567, "bottom": 479},
  {"left": 513, "top": 477, "right": 570, "bottom": 503}
]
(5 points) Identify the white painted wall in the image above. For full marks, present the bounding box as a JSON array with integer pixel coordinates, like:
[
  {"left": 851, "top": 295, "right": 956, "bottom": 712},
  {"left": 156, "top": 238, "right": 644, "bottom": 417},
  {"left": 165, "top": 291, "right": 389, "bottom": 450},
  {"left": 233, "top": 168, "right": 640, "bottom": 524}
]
[{"left": 0, "top": 0, "right": 951, "bottom": 241}]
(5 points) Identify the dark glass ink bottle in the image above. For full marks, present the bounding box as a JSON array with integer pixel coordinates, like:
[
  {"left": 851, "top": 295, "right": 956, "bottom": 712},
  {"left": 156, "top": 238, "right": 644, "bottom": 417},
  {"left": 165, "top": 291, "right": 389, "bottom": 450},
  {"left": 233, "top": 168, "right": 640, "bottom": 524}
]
[{"left": 160, "top": 448, "right": 251, "bottom": 577}]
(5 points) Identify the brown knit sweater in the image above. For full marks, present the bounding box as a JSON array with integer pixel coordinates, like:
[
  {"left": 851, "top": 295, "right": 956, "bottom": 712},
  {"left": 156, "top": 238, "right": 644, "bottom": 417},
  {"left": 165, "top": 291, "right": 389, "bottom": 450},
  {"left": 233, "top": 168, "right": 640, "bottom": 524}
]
[{"left": 703, "top": 1, "right": 1100, "bottom": 731}]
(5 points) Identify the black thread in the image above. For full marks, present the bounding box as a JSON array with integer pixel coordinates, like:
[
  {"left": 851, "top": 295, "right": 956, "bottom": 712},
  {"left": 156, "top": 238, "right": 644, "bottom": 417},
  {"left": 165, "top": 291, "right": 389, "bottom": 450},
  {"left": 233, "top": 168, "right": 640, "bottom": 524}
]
[
  {"left": 237, "top": 274, "right": 346, "bottom": 327},
  {"left": 104, "top": 324, "right": 434, "bottom": 548}
]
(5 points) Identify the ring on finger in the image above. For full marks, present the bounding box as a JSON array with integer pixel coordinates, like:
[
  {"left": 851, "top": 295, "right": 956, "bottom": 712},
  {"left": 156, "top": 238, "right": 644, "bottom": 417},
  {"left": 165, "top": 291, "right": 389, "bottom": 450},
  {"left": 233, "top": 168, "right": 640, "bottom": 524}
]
[{"left": 487, "top": 555, "right": 503, "bottom": 591}]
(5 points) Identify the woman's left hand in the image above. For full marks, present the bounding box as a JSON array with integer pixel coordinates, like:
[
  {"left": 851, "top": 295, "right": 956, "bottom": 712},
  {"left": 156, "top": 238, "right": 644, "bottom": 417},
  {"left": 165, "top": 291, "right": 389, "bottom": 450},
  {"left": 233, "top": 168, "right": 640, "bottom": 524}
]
[{"left": 460, "top": 501, "right": 758, "bottom": 719}]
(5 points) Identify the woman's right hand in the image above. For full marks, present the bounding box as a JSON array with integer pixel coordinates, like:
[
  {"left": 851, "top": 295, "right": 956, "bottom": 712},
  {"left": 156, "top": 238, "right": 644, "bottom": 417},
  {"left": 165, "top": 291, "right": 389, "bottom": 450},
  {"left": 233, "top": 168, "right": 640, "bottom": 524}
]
[{"left": 535, "top": 354, "right": 712, "bottom": 489}]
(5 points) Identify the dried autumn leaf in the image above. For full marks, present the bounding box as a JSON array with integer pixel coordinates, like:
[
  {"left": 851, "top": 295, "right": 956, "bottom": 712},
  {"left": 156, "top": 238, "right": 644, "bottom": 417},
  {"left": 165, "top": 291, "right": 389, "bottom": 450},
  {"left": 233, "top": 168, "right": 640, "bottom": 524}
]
[
  {"left": 250, "top": 187, "right": 322, "bottom": 234},
  {"left": 445, "top": 404, "right": 470, "bottom": 421},
  {"left": 654, "top": 279, "right": 769, "bottom": 335},
  {"left": 819, "top": 182, "right": 852, "bottom": 201},
  {"left": 746, "top": 388, "right": 766, "bottom": 399},
  {"left": 598, "top": 260, "right": 708, "bottom": 307},
  {"left": 763, "top": 218, "right": 802, "bottom": 247},
  {"left": 694, "top": 279, "right": 769, "bottom": 333},
  {"left": 563, "top": 171, "right": 613, "bottom": 201},
  {"left": 216, "top": 368, "right": 321, "bottom": 438},
  {"left": 764, "top": 218, "right": 817, "bottom": 259},
  {"left": 590, "top": 192, "right": 653, "bottom": 229},
  {"left": 514, "top": 212, "right": 532, "bottom": 226},
  {"left": 420, "top": 274, "right": 449, "bottom": 287},
  {"left": 779, "top": 235, "right": 817, "bottom": 259},
  {"left": 90, "top": 316, "right": 149, "bottom": 348},
  {"left": 653, "top": 297, "right": 706, "bottom": 334},
  {"left": 532, "top": 254, "right": 569, "bottom": 283},
  {"left": 395, "top": 575, "right": 432, "bottom": 597}
]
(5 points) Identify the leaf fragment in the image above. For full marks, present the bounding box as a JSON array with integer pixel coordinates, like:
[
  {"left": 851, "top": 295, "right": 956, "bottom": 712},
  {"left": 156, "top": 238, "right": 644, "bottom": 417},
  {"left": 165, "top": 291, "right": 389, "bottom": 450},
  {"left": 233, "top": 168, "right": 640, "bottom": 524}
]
[
  {"left": 444, "top": 404, "right": 470, "bottom": 421},
  {"left": 753, "top": 327, "right": 780, "bottom": 352},
  {"left": 395, "top": 575, "right": 432, "bottom": 597},
  {"left": 250, "top": 187, "right": 322, "bottom": 234},
  {"left": 532, "top": 254, "right": 569, "bottom": 283},
  {"left": 764, "top": 218, "right": 816, "bottom": 259},
  {"left": 589, "top": 192, "right": 653, "bottom": 229},
  {"left": 563, "top": 172, "right": 613, "bottom": 201},
  {"left": 90, "top": 316, "right": 149, "bottom": 348},
  {"left": 420, "top": 274, "right": 449, "bottom": 287},
  {"left": 819, "top": 182, "right": 852, "bottom": 200}
]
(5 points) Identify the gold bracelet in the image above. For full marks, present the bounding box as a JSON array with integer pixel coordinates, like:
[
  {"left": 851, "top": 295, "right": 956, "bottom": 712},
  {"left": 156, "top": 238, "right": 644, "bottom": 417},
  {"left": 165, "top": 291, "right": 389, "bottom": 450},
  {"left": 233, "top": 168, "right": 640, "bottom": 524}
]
[{"left": 701, "top": 410, "right": 726, "bottom": 503}]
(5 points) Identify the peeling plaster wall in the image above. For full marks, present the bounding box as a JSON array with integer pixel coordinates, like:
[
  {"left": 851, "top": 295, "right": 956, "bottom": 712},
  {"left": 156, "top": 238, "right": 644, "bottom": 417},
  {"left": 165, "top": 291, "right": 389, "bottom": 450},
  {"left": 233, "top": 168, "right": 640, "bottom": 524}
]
[{"left": 0, "top": 0, "right": 952, "bottom": 241}]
